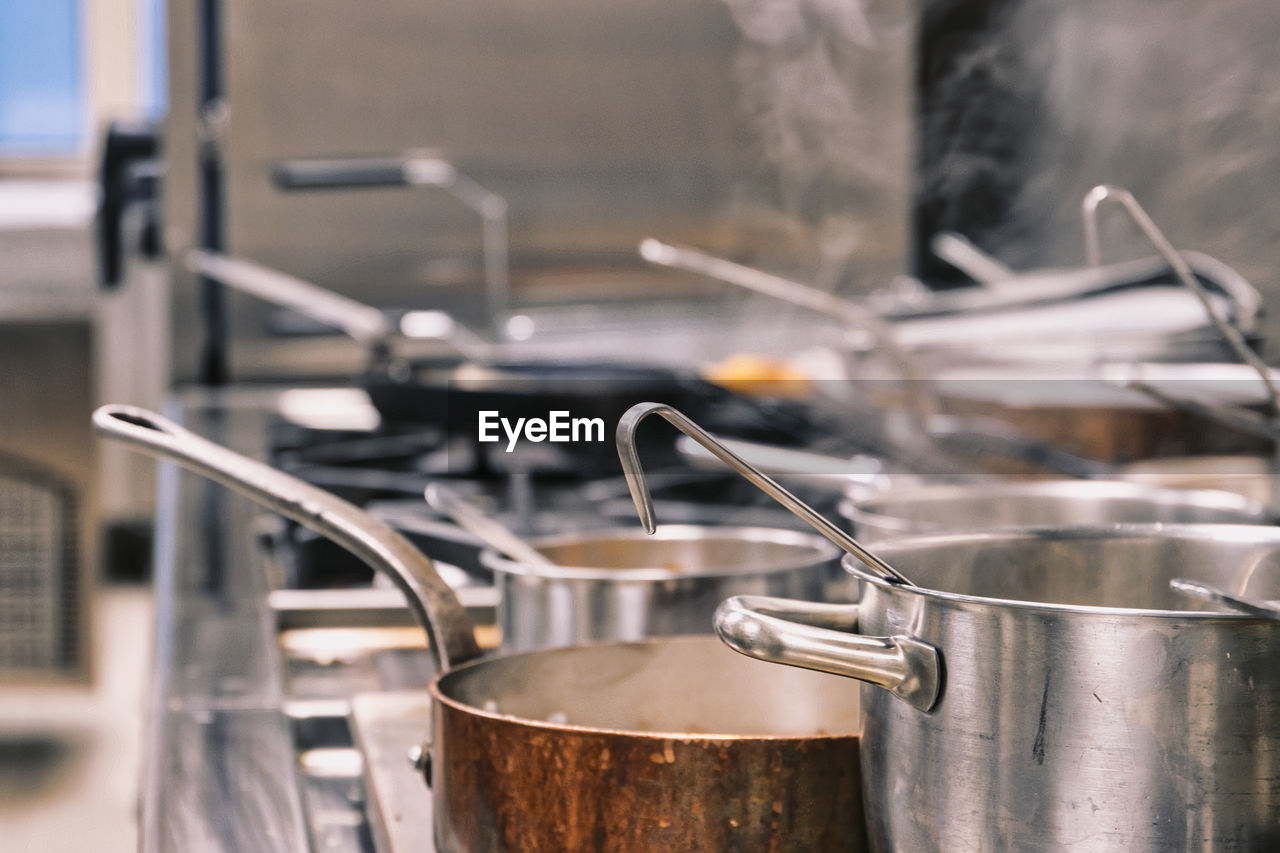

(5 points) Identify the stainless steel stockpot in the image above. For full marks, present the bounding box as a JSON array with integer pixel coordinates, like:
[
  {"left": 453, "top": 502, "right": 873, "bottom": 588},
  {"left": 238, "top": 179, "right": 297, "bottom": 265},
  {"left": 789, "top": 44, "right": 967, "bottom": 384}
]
[
  {"left": 840, "top": 478, "right": 1271, "bottom": 541},
  {"left": 717, "top": 525, "right": 1280, "bottom": 852},
  {"left": 478, "top": 524, "right": 839, "bottom": 651}
]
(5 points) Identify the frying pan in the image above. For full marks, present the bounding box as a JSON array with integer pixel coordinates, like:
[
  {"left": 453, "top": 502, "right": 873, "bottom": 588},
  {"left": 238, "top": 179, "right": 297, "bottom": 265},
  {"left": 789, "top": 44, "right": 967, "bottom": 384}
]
[
  {"left": 94, "top": 405, "right": 868, "bottom": 852},
  {"left": 187, "top": 251, "right": 746, "bottom": 473}
]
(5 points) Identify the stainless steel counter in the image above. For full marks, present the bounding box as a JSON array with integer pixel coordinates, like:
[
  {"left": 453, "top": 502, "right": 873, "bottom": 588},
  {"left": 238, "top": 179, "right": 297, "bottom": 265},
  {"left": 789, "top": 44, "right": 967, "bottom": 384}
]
[{"left": 143, "top": 388, "right": 311, "bottom": 852}]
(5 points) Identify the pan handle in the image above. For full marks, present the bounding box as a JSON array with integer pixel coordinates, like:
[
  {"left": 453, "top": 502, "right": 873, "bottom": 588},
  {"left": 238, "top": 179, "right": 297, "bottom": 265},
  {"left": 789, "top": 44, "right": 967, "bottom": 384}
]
[
  {"left": 186, "top": 250, "right": 393, "bottom": 344},
  {"left": 272, "top": 157, "right": 426, "bottom": 190},
  {"left": 714, "top": 595, "right": 941, "bottom": 713},
  {"left": 272, "top": 154, "right": 510, "bottom": 332},
  {"left": 92, "top": 404, "right": 482, "bottom": 671}
]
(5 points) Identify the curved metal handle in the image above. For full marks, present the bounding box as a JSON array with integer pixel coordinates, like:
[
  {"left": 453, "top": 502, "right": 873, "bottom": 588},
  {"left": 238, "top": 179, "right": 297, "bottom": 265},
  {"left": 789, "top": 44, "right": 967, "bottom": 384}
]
[
  {"left": 187, "top": 250, "right": 392, "bottom": 344},
  {"left": 93, "top": 404, "right": 482, "bottom": 671},
  {"left": 616, "top": 402, "right": 913, "bottom": 585},
  {"left": 714, "top": 595, "right": 941, "bottom": 712},
  {"left": 1082, "top": 184, "right": 1279, "bottom": 415}
]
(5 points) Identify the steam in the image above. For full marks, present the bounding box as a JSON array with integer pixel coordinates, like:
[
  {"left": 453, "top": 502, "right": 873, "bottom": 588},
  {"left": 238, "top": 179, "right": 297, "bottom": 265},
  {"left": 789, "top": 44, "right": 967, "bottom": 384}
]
[
  {"left": 719, "top": 0, "right": 1280, "bottom": 340},
  {"left": 925, "top": 0, "right": 1280, "bottom": 303},
  {"left": 720, "top": 0, "right": 914, "bottom": 281}
]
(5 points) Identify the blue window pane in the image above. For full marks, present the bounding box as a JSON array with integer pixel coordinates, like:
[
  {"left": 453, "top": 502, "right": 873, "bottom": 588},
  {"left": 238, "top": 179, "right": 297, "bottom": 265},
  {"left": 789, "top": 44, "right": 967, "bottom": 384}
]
[
  {"left": 0, "top": 0, "right": 84, "bottom": 153},
  {"left": 139, "top": 0, "right": 166, "bottom": 118}
]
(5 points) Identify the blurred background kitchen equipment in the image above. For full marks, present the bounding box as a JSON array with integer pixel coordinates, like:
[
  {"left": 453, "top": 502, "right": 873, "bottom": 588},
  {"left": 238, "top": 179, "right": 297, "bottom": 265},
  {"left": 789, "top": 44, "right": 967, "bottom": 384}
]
[
  {"left": 642, "top": 220, "right": 1265, "bottom": 374},
  {"left": 185, "top": 250, "right": 785, "bottom": 476},
  {"left": 0, "top": 321, "right": 96, "bottom": 685},
  {"left": 0, "top": 454, "right": 82, "bottom": 680},
  {"left": 616, "top": 402, "right": 915, "bottom": 586}
]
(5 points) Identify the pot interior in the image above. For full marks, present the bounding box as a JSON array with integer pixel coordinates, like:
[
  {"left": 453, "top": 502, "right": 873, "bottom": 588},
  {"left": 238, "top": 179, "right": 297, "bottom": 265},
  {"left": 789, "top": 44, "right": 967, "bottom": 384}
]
[
  {"left": 437, "top": 635, "right": 860, "bottom": 736},
  {"left": 505, "top": 526, "right": 833, "bottom": 576},
  {"left": 871, "top": 525, "right": 1280, "bottom": 611}
]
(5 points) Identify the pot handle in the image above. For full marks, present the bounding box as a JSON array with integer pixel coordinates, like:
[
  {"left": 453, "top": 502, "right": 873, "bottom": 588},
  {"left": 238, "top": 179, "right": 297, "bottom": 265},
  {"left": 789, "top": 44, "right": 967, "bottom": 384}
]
[
  {"left": 715, "top": 595, "right": 941, "bottom": 713},
  {"left": 93, "top": 404, "right": 482, "bottom": 671}
]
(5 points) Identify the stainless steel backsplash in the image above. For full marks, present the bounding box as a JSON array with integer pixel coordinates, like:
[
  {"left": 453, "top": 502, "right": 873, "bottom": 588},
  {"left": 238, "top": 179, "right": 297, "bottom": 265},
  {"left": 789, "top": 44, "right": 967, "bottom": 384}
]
[{"left": 163, "top": 0, "right": 917, "bottom": 381}]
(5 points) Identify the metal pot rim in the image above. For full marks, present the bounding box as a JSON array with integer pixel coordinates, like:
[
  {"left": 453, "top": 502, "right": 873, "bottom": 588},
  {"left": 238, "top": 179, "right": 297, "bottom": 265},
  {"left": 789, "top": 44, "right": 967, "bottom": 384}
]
[
  {"left": 839, "top": 479, "right": 1270, "bottom": 535},
  {"left": 849, "top": 522, "right": 1280, "bottom": 619},
  {"left": 478, "top": 524, "right": 839, "bottom": 581}
]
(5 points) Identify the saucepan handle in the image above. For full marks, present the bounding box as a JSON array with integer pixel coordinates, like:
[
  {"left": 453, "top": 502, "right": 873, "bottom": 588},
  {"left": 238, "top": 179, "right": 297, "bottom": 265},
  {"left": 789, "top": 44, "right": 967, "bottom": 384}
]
[
  {"left": 714, "top": 595, "right": 941, "bottom": 712},
  {"left": 92, "top": 404, "right": 482, "bottom": 671},
  {"left": 272, "top": 156, "right": 419, "bottom": 190}
]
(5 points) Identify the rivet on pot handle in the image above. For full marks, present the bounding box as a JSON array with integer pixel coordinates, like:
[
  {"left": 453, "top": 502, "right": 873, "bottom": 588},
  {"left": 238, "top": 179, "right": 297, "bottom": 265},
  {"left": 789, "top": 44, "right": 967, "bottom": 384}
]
[{"left": 714, "top": 595, "right": 942, "bottom": 713}]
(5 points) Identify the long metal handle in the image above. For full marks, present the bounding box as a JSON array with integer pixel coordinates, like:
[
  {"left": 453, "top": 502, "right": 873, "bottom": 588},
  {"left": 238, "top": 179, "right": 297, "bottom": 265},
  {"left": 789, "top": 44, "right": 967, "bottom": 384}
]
[
  {"left": 1170, "top": 578, "right": 1280, "bottom": 621},
  {"left": 93, "top": 404, "right": 482, "bottom": 670},
  {"left": 423, "top": 482, "right": 554, "bottom": 568},
  {"left": 675, "top": 435, "right": 886, "bottom": 492},
  {"left": 616, "top": 402, "right": 913, "bottom": 585},
  {"left": 187, "top": 250, "right": 392, "bottom": 343},
  {"left": 714, "top": 595, "right": 940, "bottom": 712},
  {"left": 929, "top": 232, "right": 1015, "bottom": 287},
  {"left": 1082, "top": 184, "right": 1280, "bottom": 416},
  {"left": 638, "top": 238, "right": 939, "bottom": 421},
  {"left": 273, "top": 154, "right": 509, "bottom": 336}
]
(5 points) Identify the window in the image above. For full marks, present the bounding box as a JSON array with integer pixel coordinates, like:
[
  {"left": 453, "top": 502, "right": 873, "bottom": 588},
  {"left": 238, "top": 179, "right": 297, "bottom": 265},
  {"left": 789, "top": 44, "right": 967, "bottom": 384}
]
[
  {"left": 0, "top": 0, "right": 164, "bottom": 165},
  {"left": 0, "top": 0, "right": 84, "bottom": 154}
]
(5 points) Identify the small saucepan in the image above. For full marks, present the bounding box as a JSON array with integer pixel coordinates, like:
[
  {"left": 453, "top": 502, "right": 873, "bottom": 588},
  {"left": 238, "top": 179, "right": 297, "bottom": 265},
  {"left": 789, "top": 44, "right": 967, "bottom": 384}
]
[
  {"left": 416, "top": 480, "right": 842, "bottom": 651},
  {"left": 94, "top": 405, "right": 868, "bottom": 852},
  {"left": 477, "top": 524, "right": 840, "bottom": 651}
]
